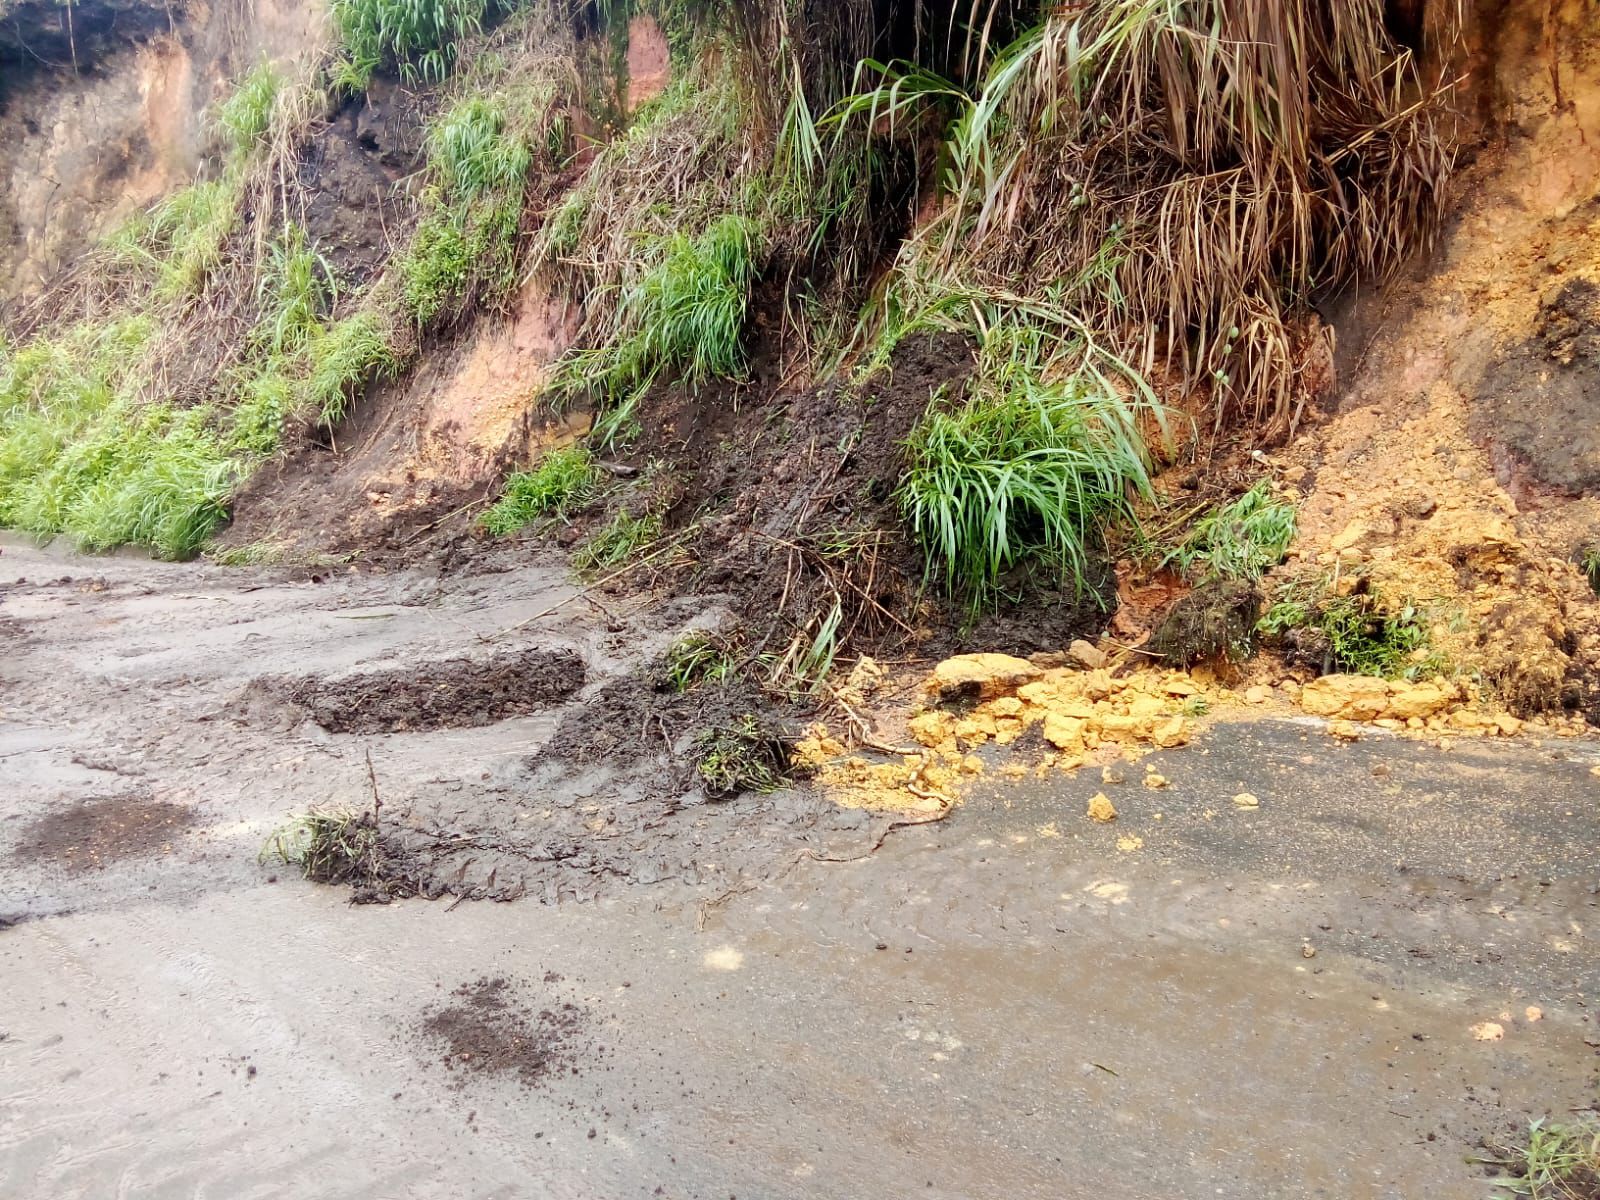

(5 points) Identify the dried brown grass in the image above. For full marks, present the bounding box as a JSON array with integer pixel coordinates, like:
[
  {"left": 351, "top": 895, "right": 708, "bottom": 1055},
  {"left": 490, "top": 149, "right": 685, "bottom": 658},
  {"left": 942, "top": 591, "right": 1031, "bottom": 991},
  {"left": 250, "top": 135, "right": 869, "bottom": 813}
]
[{"left": 866, "top": 0, "right": 1464, "bottom": 435}]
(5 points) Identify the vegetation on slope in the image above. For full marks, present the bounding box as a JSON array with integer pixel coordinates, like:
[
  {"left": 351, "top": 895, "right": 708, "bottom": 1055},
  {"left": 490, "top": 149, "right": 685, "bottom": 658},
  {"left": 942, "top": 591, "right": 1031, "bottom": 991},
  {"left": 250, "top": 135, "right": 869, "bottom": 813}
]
[{"left": 1, "top": 0, "right": 1462, "bottom": 629}]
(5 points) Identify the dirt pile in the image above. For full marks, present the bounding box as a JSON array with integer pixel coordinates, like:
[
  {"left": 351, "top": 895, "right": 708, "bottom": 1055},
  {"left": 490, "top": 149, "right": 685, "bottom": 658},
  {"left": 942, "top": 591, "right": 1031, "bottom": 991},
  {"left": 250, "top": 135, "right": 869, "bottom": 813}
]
[
  {"left": 419, "top": 976, "right": 592, "bottom": 1090},
  {"left": 1247, "top": 0, "right": 1600, "bottom": 721},
  {"left": 252, "top": 644, "right": 586, "bottom": 734}
]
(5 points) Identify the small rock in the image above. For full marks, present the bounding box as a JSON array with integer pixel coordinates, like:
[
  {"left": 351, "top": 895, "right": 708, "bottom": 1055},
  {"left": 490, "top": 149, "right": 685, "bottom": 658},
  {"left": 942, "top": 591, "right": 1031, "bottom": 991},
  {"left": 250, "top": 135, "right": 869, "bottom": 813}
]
[
  {"left": 1232, "top": 792, "right": 1260, "bottom": 809},
  {"left": 1244, "top": 685, "right": 1273, "bottom": 704},
  {"left": 1086, "top": 793, "right": 1118, "bottom": 823},
  {"left": 1524, "top": 1006, "right": 1543, "bottom": 1022},
  {"left": 1301, "top": 944, "right": 1317, "bottom": 959},
  {"left": 1066, "top": 639, "right": 1108, "bottom": 670},
  {"left": 1470, "top": 1021, "right": 1505, "bottom": 1042},
  {"left": 927, "top": 653, "right": 1041, "bottom": 701}
]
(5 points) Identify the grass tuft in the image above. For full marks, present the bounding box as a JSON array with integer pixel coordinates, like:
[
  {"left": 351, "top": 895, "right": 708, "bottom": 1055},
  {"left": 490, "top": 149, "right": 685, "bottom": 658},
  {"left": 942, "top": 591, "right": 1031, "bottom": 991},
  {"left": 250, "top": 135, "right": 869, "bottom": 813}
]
[
  {"left": 480, "top": 446, "right": 597, "bottom": 535},
  {"left": 215, "top": 62, "right": 282, "bottom": 161},
  {"left": 693, "top": 714, "right": 789, "bottom": 799},
  {"left": 264, "top": 809, "right": 382, "bottom": 885},
  {"left": 572, "top": 508, "right": 663, "bottom": 573},
  {"left": 330, "top": 0, "right": 486, "bottom": 88},
  {"left": 898, "top": 315, "right": 1155, "bottom": 608},
  {"left": 662, "top": 631, "right": 736, "bottom": 692}
]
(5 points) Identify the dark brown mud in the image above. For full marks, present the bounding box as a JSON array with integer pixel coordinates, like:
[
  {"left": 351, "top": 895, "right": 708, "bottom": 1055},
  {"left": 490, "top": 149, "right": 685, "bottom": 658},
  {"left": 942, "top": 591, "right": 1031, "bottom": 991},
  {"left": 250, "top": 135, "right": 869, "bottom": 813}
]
[
  {"left": 251, "top": 644, "right": 586, "bottom": 734},
  {"left": 420, "top": 975, "right": 593, "bottom": 1090},
  {"left": 9, "top": 794, "right": 195, "bottom": 873}
]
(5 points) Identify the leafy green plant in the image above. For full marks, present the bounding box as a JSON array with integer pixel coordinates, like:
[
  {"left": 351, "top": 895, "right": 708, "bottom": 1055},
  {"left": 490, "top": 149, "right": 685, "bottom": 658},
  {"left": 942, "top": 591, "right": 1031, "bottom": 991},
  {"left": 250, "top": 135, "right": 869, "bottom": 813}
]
[
  {"left": 1485, "top": 1115, "right": 1600, "bottom": 1199},
  {"left": 330, "top": 0, "right": 487, "bottom": 88},
  {"left": 662, "top": 631, "right": 736, "bottom": 692},
  {"left": 572, "top": 508, "right": 662, "bottom": 572},
  {"left": 1579, "top": 546, "right": 1600, "bottom": 597},
  {"left": 398, "top": 87, "right": 561, "bottom": 326},
  {"left": 898, "top": 316, "right": 1155, "bottom": 608},
  {"left": 1165, "top": 483, "right": 1297, "bottom": 582},
  {"left": 480, "top": 446, "right": 597, "bottom": 535},
  {"left": 557, "top": 213, "right": 762, "bottom": 416},
  {"left": 693, "top": 714, "right": 789, "bottom": 799},
  {"left": 1259, "top": 579, "right": 1441, "bottom": 679}
]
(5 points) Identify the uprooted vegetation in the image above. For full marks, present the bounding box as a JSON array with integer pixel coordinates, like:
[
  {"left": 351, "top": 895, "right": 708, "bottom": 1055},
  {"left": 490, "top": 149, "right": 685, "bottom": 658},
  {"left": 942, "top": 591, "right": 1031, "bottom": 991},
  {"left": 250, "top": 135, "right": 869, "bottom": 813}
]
[{"left": 1486, "top": 1114, "right": 1600, "bottom": 1200}]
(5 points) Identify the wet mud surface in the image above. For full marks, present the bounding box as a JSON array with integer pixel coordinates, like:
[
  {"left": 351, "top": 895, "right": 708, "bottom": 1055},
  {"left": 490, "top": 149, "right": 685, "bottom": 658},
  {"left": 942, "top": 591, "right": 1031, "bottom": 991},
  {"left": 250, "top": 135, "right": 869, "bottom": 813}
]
[
  {"left": 8, "top": 794, "right": 194, "bottom": 874},
  {"left": 259, "top": 643, "right": 587, "bottom": 734},
  {"left": 1, "top": 538, "right": 1597, "bottom": 1199}
]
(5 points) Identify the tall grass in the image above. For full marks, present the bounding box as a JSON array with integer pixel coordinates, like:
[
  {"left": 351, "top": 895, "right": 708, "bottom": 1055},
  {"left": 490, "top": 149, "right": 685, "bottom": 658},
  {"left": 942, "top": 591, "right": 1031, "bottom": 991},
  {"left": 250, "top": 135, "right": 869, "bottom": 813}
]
[
  {"left": 399, "top": 34, "right": 574, "bottom": 327},
  {"left": 331, "top": 0, "right": 487, "bottom": 88},
  {"left": 899, "top": 315, "right": 1156, "bottom": 607},
  {"left": 215, "top": 62, "right": 283, "bottom": 161},
  {"left": 0, "top": 318, "right": 240, "bottom": 559},
  {"left": 837, "top": 0, "right": 1461, "bottom": 433}
]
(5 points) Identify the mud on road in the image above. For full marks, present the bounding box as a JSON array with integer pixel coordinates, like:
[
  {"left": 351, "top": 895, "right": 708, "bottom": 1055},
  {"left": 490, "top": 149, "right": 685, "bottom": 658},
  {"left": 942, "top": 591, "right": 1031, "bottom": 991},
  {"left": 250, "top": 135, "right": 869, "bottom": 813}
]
[{"left": 1, "top": 537, "right": 1598, "bottom": 1199}]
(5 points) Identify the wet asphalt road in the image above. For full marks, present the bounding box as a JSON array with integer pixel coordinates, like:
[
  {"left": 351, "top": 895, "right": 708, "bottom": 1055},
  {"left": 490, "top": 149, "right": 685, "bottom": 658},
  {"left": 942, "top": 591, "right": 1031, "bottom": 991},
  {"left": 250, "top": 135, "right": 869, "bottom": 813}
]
[{"left": 1, "top": 538, "right": 1597, "bottom": 1199}]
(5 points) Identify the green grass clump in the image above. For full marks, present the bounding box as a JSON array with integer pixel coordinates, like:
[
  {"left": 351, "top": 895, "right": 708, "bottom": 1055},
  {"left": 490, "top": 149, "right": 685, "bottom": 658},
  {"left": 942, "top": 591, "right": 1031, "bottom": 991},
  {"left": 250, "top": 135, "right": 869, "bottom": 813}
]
[
  {"left": 1165, "top": 483, "right": 1298, "bottom": 582},
  {"left": 264, "top": 809, "right": 382, "bottom": 884},
  {"left": 144, "top": 177, "right": 243, "bottom": 301},
  {"left": 216, "top": 62, "right": 282, "bottom": 160},
  {"left": 302, "top": 311, "right": 401, "bottom": 425},
  {"left": 662, "top": 631, "right": 736, "bottom": 692},
  {"left": 572, "top": 508, "right": 662, "bottom": 572},
  {"left": 552, "top": 211, "right": 762, "bottom": 440},
  {"left": 0, "top": 318, "right": 240, "bottom": 559},
  {"left": 429, "top": 97, "right": 532, "bottom": 196},
  {"left": 1486, "top": 1115, "right": 1600, "bottom": 1199},
  {"left": 480, "top": 446, "right": 597, "bottom": 535},
  {"left": 330, "top": 0, "right": 486, "bottom": 88},
  {"left": 1259, "top": 581, "right": 1441, "bottom": 679},
  {"left": 254, "top": 226, "right": 332, "bottom": 357},
  {"left": 399, "top": 89, "right": 562, "bottom": 327},
  {"left": 898, "top": 317, "right": 1155, "bottom": 608}
]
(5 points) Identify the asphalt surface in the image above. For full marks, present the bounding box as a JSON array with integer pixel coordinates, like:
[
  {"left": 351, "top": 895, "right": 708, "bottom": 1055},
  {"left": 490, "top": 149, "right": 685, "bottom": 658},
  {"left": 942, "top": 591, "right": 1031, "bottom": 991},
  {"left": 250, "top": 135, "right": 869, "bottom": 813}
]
[{"left": 2, "top": 538, "right": 1597, "bottom": 1199}]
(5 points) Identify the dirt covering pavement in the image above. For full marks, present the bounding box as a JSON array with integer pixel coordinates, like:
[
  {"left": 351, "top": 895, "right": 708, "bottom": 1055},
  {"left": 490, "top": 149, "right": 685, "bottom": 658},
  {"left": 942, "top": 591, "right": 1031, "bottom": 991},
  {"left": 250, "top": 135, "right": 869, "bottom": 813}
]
[{"left": 1, "top": 536, "right": 1598, "bottom": 1199}]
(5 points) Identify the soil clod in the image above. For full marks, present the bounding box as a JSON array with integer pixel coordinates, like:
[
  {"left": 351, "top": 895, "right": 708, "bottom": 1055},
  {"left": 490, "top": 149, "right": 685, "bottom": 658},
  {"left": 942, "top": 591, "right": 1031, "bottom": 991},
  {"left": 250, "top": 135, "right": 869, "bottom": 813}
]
[
  {"left": 420, "top": 976, "right": 588, "bottom": 1089},
  {"left": 261, "top": 645, "right": 586, "bottom": 734}
]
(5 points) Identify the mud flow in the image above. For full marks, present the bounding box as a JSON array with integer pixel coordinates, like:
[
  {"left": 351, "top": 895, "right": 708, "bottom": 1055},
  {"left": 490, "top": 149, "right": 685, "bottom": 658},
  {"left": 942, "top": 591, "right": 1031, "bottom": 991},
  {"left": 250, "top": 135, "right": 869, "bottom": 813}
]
[{"left": 256, "top": 644, "right": 586, "bottom": 734}]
